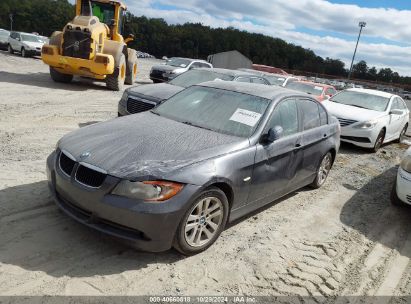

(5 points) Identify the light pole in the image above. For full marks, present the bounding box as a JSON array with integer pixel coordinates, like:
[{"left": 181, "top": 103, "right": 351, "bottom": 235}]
[
  {"left": 348, "top": 21, "right": 366, "bottom": 80},
  {"left": 9, "top": 13, "right": 13, "bottom": 31}
]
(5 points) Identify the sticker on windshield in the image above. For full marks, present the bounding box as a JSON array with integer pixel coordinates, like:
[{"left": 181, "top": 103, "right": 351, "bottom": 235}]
[
  {"left": 314, "top": 86, "right": 323, "bottom": 91},
  {"left": 229, "top": 109, "right": 262, "bottom": 127}
]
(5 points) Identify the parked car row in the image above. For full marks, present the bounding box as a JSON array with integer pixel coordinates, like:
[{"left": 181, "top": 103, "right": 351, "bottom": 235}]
[{"left": 46, "top": 59, "right": 410, "bottom": 256}]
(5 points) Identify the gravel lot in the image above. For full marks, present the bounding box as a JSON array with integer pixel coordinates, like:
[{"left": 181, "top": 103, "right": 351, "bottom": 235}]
[{"left": 1, "top": 51, "right": 411, "bottom": 299}]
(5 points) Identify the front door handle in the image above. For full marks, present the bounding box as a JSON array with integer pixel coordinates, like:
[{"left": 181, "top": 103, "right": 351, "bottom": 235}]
[{"left": 295, "top": 143, "right": 302, "bottom": 148}]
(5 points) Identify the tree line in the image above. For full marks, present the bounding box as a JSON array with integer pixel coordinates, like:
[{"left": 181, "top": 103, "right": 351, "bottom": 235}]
[{"left": 1, "top": 0, "right": 410, "bottom": 86}]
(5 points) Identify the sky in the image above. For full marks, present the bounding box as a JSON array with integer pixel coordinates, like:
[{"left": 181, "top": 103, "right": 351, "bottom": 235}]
[{"left": 73, "top": 0, "right": 411, "bottom": 76}]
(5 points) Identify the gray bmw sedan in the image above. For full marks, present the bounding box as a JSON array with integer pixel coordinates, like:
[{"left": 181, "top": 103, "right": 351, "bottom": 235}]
[{"left": 47, "top": 81, "right": 340, "bottom": 255}]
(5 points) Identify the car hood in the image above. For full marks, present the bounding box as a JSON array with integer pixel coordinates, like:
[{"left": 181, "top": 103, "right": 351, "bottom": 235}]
[
  {"left": 23, "top": 41, "right": 43, "bottom": 48},
  {"left": 58, "top": 112, "right": 248, "bottom": 180},
  {"left": 127, "top": 83, "right": 184, "bottom": 102},
  {"left": 151, "top": 64, "right": 179, "bottom": 73},
  {"left": 323, "top": 100, "right": 385, "bottom": 121}
]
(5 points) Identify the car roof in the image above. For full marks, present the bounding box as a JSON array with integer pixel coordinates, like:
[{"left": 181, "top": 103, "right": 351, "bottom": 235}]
[
  {"left": 238, "top": 69, "right": 294, "bottom": 79},
  {"left": 195, "top": 68, "right": 267, "bottom": 77},
  {"left": 197, "top": 80, "right": 312, "bottom": 100},
  {"left": 346, "top": 88, "right": 397, "bottom": 98}
]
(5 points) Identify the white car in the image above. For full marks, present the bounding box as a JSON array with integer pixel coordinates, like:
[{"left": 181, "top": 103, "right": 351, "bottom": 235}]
[
  {"left": 391, "top": 148, "right": 411, "bottom": 206},
  {"left": 323, "top": 89, "right": 409, "bottom": 152},
  {"left": 8, "top": 31, "right": 45, "bottom": 57}
]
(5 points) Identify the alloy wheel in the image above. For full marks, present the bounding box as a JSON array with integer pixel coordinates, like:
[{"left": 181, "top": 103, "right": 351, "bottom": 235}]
[
  {"left": 184, "top": 197, "right": 224, "bottom": 247},
  {"left": 318, "top": 153, "right": 332, "bottom": 186}
]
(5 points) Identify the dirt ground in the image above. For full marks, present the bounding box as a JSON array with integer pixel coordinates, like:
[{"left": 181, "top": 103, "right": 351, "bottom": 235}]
[{"left": 1, "top": 51, "right": 411, "bottom": 299}]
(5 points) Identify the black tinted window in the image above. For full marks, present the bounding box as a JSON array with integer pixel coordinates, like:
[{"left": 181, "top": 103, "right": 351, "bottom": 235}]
[
  {"left": 267, "top": 99, "right": 299, "bottom": 137},
  {"left": 298, "top": 99, "right": 321, "bottom": 130},
  {"left": 319, "top": 105, "right": 328, "bottom": 125}
]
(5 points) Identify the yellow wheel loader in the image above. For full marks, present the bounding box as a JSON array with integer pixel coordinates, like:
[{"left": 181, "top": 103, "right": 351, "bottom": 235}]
[{"left": 41, "top": 0, "right": 137, "bottom": 91}]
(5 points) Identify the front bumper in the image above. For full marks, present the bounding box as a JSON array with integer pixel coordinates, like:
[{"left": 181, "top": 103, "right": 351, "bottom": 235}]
[
  {"left": 340, "top": 126, "right": 379, "bottom": 148},
  {"left": 42, "top": 45, "right": 114, "bottom": 78},
  {"left": 396, "top": 168, "right": 411, "bottom": 205},
  {"left": 46, "top": 151, "right": 201, "bottom": 252}
]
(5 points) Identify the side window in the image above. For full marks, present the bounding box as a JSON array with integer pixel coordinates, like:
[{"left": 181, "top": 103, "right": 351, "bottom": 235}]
[
  {"left": 326, "top": 88, "right": 336, "bottom": 96},
  {"left": 319, "top": 104, "right": 328, "bottom": 125},
  {"left": 190, "top": 62, "right": 202, "bottom": 69},
  {"left": 298, "top": 99, "right": 321, "bottom": 130},
  {"left": 399, "top": 99, "right": 407, "bottom": 110},
  {"left": 200, "top": 63, "right": 211, "bottom": 68},
  {"left": 391, "top": 99, "right": 401, "bottom": 110},
  {"left": 251, "top": 77, "right": 267, "bottom": 84},
  {"left": 235, "top": 77, "right": 252, "bottom": 83},
  {"left": 266, "top": 99, "right": 299, "bottom": 137}
]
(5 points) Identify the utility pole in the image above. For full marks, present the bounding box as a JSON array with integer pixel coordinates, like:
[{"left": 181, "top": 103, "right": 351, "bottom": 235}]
[
  {"left": 9, "top": 13, "right": 13, "bottom": 31},
  {"left": 348, "top": 21, "right": 366, "bottom": 80}
]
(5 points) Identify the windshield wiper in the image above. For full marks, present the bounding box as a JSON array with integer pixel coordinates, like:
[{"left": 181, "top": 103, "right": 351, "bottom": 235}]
[
  {"left": 348, "top": 104, "right": 368, "bottom": 109},
  {"left": 181, "top": 121, "right": 214, "bottom": 132}
]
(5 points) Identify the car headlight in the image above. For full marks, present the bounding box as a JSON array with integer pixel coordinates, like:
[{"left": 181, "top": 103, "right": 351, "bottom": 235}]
[
  {"left": 112, "top": 180, "right": 184, "bottom": 202},
  {"left": 400, "top": 155, "right": 411, "bottom": 173},
  {"left": 354, "top": 120, "right": 379, "bottom": 129}
]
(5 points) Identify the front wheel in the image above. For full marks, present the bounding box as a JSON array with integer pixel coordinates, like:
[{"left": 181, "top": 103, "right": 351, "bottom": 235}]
[
  {"left": 310, "top": 152, "right": 333, "bottom": 189},
  {"left": 8, "top": 44, "right": 14, "bottom": 54},
  {"left": 106, "top": 54, "right": 126, "bottom": 91},
  {"left": 372, "top": 129, "right": 385, "bottom": 152},
  {"left": 50, "top": 67, "right": 73, "bottom": 83},
  {"left": 174, "top": 187, "right": 229, "bottom": 255},
  {"left": 125, "top": 58, "right": 138, "bottom": 85},
  {"left": 21, "top": 47, "right": 27, "bottom": 57}
]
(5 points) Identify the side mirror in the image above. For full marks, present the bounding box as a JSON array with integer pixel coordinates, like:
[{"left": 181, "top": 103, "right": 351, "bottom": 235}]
[
  {"left": 390, "top": 109, "right": 403, "bottom": 115},
  {"left": 266, "top": 126, "right": 284, "bottom": 143},
  {"left": 16, "top": 37, "right": 20, "bottom": 41}
]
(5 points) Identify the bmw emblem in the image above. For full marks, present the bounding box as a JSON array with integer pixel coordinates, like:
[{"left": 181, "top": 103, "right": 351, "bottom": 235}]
[{"left": 79, "top": 152, "right": 91, "bottom": 160}]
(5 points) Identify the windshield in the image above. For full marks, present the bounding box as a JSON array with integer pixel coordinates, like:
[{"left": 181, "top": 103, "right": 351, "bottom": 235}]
[
  {"left": 169, "top": 70, "right": 234, "bottom": 88},
  {"left": 153, "top": 86, "right": 270, "bottom": 138},
  {"left": 330, "top": 91, "right": 390, "bottom": 112},
  {"left": 264, "top": 75, "right": 287, "bottom": 86},
  {"left": 91, "top": 1, "right": 115, "bottom": 25},
  {"left": 286, "top": 82, "right": 324, "bottom": 95},
  {"left": 166, "top": 58, "right": 192, "bottom": 68},
  {"left": 21, "top": 34, "right": 42, "bottom": 42}
]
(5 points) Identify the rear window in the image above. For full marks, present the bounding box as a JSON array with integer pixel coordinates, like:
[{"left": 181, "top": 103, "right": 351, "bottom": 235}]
[{"left": 286, "top": 82, "right": 324, "bottom": 96}]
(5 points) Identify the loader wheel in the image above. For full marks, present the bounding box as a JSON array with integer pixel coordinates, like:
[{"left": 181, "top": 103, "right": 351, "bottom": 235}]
[
  {"left": 50, "top": 67, "right": 73, "bottom": 83},
  {"left": 125, "top": 58, "right": 138, "bottom": 85},
  {"left": 106, "top": 54, "right": 126, "bottom": 91}
]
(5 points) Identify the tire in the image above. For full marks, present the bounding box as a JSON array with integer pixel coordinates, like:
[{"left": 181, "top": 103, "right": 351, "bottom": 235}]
[
  {"left": 391, "top": 180, "right": 407, "bottom": 207},
  {"left": 372, "top": 129, "right": 385, "bottom": 152},
  {"left": 125, "top": 57, "right": 138, "bottom": 85},
  {"left": 8, "top": 44, "right": 14, "bottom": 54},
  {"left": 106, "top": 54, "right": 126, "bottom": 91},
  {"left": 310, "top": 152, "right": 333, "bottom": 189},
  {"left": 397, "top": 124, "right": 408, "bottom": 143},
  {"left": 49, "top": 67, "right": 73, "bottom": 83},
  {"left": 173, "top": 187, "right": 229, "bottom": 255},
  {"left": 21, "top": 47, "right": 27, "bottom": 57}
]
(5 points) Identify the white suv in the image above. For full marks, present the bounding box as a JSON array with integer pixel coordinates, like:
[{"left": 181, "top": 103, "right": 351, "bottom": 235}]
[{"left": 8, "top": 31, "right": 45, "bottom": 57}]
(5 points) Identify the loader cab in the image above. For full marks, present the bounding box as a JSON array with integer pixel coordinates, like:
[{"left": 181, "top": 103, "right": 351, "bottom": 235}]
[{"left": 76, "top": 0, "right": 126, "bottom": 41}]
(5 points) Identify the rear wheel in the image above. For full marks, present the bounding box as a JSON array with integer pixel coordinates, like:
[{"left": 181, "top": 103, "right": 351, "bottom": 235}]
[
  {"left": 106, "top": 54, "right": 126, "bottom": 91},
  {"left": 174, "top": 187, "right": 229, "bottom": 255},
  {"left": 372, "top": 129, "right": 385, "bottom": 152},
  {"left": 397, "top": 124, "right": 408, "bottom": 143},
  {"left": 310, "top": 152, "right": 333, "bottom": 189},
  {"left": 8, "top": 44, "right": 13, "bottom": 54},
  {"left": 49, "top": 67, "right": 73, "bottom": 83},
  {"left": 125, "top": 58, "right": 138, "bottom": 85}
]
